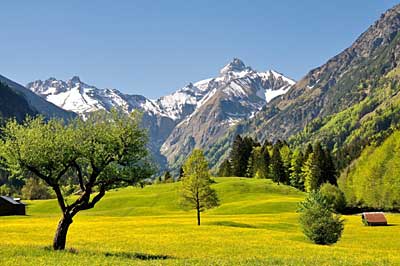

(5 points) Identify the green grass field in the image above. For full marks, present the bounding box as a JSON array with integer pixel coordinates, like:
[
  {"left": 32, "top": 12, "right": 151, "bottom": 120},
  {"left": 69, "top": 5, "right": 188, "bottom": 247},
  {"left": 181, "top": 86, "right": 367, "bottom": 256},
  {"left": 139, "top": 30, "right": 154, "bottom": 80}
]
[{"left": 1, "top": 177, "right": 399, "bottom": 265}]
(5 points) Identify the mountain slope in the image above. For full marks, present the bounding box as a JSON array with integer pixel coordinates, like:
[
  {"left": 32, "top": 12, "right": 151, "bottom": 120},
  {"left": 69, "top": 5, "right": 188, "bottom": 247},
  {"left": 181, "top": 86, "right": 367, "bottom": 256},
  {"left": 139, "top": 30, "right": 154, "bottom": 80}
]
[
  {"left": 0, "top": 75, "right": 76, "bottom": 120},
  {"left": 251, "top": 4, "right": 400, "bottom": 141},
  {"left": 161, "top": 59, "right": 295, "bottom": 169},
  {"left": 207, "top": 4, "right": 400, "bottom": 170},
  {"left": 0, "top": 82, "right": 37, "bottom": 122}
]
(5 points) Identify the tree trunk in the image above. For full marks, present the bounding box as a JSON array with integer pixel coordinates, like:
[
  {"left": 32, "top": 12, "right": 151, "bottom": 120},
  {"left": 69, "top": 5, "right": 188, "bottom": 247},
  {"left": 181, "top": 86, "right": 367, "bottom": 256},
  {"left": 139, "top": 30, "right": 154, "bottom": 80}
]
[
  {"left": 53, "top": 215, "right": 73, "bottom": 250},
  {"left": 197, "top": 207, "right": 201, "bottom": 226}
]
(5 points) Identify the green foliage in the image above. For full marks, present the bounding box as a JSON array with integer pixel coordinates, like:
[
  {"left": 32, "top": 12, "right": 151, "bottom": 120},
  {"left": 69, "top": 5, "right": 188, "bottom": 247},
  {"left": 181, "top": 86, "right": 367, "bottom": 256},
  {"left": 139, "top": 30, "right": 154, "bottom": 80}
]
[
  {"left": 245, "top": 153, "right": 254, "bottom": 178},
  {"left": 290, "top": 70, "right": 400, "bottom": 170},
  {"left": 181, "top": 149, "right": 219, "bottom": 225},
  {"left": 302, "top": 153, "right": 320, "bottom": 192},
  {"left": 0, "top": 110, "right": 153, "bottom": 249},
  {"left": 246, "top": 146, "right": 267, "bottom": 178},
  {"left": 0, "top": 184, "right": 11, "bottom": 196},
  {"left": 21, "top": 178, "right": 54, "bottom": 200},
  {"left": 298, "top": 191, "right": 344, "bottom": 245},
  {"left": 218, "top": 159, "right": 232, "bottom": 177},
  {"left": 319, "top": 183, "right": 346, "bottom": 213},
  {"left": 280, "top": 143, "right": 292, "bottom": 182},
  {"left": 179, "top": 166, "right": 184, "bottom": 180},
  {"left": 164, "top": 171, "right": 173, "bottom": 183},
  {"left": 289, "top": 148, "right": 304, "bottom": 190},
  {"left": 223, "top": 135, "right": 337, "bottom": 192},
  {"left": 339, "top": 130, "right": 400, "bottom": 209},
  {"left": 270, "top": 145, "right": 286, "bottom": 184},
  {"left": 229, "top": 135, "right": 258, "bottom": 177},
  {"left": 302, "top": 143, "right": 337, "bottom": 192}
]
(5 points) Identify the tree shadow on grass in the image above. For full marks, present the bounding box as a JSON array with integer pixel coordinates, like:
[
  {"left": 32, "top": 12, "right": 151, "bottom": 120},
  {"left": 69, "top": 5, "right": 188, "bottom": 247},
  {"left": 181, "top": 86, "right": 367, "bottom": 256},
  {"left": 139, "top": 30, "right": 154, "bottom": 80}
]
[
  {"left": 104, "top": 251, "right": 172, "bottom": 261},
  {"left": 209, "top": 221, "right": 256, "bottom": 228},
  {"left": 43, "top": 246, "right": 172, "bottom": 261}
]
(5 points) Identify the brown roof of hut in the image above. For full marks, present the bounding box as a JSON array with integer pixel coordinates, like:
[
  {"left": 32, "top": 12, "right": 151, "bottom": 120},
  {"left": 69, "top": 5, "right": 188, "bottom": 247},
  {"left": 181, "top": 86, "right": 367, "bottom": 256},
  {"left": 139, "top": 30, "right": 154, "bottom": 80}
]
[{"left": 362, "top": 212, "right": 387, "bottom": 226}]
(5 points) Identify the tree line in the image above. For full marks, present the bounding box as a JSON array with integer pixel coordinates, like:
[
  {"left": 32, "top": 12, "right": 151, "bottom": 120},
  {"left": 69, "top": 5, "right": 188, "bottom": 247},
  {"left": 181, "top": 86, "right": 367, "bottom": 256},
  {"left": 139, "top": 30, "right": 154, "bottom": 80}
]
[{"left": 218, "top": 135, "right": 337, "bottom": 192}]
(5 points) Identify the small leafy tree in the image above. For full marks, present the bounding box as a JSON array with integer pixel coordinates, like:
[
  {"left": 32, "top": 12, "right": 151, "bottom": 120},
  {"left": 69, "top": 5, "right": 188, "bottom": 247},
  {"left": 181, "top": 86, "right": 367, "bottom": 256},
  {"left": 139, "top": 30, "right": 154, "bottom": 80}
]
[
  {"left": 298, "top": 191, "right": 344, "bottom": 245},
  {"left": 181, "top": 149, "right": 219, "bottom": 225},
  {"left": 0, "top": 110, "right": 153, "bottom": 250}
]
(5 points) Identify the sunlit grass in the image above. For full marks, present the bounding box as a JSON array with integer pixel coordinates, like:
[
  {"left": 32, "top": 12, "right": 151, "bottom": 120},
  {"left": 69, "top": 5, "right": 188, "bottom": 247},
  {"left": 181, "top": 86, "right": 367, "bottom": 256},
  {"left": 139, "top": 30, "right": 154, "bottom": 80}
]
[{"left": 0, "top": 177, "right": 399, "bottom": 265}]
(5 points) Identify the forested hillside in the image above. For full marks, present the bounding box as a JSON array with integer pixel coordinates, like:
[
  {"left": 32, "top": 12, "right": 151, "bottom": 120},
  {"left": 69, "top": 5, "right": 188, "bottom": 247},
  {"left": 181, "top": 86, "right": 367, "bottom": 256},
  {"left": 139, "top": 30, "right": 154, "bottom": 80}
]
[
  {"left": 290, "top": 67, "right": 400, "bottom": 169},
  {"left": 339, "top": 130, "right": 400, "bottom": 210}
]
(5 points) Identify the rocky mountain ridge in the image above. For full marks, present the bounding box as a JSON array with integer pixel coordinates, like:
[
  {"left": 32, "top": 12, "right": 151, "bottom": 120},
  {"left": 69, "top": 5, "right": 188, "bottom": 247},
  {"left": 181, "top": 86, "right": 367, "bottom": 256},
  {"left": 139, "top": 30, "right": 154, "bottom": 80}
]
[{"left": 26, "top": 59, "right": 295, "bottom": 170}]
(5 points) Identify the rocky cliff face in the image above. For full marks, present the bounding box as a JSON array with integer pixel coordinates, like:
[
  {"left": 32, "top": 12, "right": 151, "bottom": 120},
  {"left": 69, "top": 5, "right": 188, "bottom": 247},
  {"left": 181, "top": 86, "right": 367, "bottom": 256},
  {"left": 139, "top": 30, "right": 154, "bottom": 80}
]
[
  {"left": 248, "top": 4, "right": 400, "bottom": 142},
  {"left": 160, "top": 59, "right": 295, "bottom": 169}
]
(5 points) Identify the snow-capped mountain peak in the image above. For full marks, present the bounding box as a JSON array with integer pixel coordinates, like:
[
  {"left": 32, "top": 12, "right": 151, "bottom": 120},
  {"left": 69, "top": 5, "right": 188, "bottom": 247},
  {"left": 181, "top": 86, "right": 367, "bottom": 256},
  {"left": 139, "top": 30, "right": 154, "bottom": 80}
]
[
  {"left": 26, "top": 77, "right": 166, "bottom": 117},
  {"left": 219, "top": 58, "right": 249, "bottom": 75},
  {"left": 68, "top": 76, "right": 82, "bottom": 85},
  {"left": 27, "top": 59, "right": 296, "bottom": 172}
]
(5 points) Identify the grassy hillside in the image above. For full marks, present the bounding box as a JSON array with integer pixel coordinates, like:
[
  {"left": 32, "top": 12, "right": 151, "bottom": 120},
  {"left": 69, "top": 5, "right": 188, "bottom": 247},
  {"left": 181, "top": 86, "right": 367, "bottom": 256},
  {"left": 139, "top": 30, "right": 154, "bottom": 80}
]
[
  {"left": 27, "top": 177, "right": 303, "bottom": 217},
  {"left": 1, "top": 177, "right": 399, "bottom": 266}
]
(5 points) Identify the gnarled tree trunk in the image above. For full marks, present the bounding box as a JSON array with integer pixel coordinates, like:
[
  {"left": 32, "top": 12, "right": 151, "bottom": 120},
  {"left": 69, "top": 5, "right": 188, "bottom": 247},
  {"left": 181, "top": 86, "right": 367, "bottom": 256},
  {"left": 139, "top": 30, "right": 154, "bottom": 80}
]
[
  {"left": 53, "top": 215, "right": 73, "bottom": 250},
  {"left": 197, "top": 208, "right": 201, "bottom": 226}
]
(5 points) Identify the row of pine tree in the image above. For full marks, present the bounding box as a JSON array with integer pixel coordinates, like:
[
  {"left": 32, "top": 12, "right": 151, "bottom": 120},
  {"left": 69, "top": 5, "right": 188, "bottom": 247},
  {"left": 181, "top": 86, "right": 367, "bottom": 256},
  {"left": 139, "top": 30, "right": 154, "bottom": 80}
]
[{"left": 218, "top": 135, "right": 337, "bottom": 192}]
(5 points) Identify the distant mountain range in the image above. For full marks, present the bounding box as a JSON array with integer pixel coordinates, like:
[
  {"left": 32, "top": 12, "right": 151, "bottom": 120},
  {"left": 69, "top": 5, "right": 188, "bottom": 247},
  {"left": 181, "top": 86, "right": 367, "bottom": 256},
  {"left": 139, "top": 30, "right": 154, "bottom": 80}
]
[
  {"left": 4, "top": 3, "right": 400, "bottom": 174},
  {"left": 26, "top": 59, "right": 295, "bottom": 170},
  {"left": 0, "top": 74, "right": 75, "bottom": 121}
]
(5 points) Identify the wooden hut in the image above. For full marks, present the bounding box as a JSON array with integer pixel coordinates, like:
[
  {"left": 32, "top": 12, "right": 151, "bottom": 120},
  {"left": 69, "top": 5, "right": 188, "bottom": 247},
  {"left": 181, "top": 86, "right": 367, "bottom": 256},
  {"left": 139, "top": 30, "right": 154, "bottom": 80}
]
[
  {"left": 361, "top": 212, "right": 387, "bottom": 226},
  {"left": 0, "top": 196, "right": 26, "bottom": 216}
]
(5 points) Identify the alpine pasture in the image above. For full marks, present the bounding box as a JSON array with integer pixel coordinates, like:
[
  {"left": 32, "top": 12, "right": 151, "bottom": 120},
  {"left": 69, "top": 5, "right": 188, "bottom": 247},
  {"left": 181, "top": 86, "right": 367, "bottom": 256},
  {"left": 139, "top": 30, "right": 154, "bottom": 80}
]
[{"left": 1, "top": 178, "right": 399, "bottom": 266}]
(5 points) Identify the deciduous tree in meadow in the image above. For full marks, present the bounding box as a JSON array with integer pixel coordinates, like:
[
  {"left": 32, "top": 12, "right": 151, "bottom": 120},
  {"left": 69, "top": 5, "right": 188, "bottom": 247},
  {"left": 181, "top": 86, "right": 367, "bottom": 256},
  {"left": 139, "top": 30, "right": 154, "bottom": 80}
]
[
  {"left": 0, "top": 110, "right": 153, "bottom": 250},
  {"left": 181, "top": 149, "right": 219, "bottom": 225}
]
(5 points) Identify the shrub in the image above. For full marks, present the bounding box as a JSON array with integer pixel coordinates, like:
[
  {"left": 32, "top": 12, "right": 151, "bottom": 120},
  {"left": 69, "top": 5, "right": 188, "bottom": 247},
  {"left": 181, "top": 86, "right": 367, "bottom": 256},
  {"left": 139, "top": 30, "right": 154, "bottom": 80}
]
[
  {"left": 320, "top": 183, "right": 347, "bottom": 213},
  {"left": 298, "top": 191, "right": 344, "bottom": 245},
  {"left": 21, "top": 178, "right": 54, "bottom": 200},
  {"left": 0, "top": 184, "right": 11, "bottom": 196}
]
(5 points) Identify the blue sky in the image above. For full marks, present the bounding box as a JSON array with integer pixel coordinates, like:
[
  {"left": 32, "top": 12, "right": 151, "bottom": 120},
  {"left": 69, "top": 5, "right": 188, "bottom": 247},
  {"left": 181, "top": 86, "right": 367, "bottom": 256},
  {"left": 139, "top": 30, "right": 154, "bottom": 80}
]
[{"left": 1, "top": 0, "right": 398, "bottom": 99}]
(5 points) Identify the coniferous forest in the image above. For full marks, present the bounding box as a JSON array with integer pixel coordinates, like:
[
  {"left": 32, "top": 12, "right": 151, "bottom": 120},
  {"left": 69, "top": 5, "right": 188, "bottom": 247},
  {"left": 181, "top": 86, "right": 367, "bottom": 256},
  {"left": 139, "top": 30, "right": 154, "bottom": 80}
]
[{"left": 219, "top": 135, "right": 337, "bottom": 193}]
